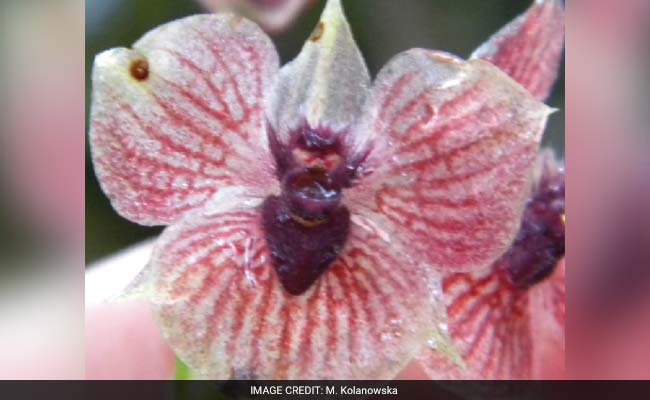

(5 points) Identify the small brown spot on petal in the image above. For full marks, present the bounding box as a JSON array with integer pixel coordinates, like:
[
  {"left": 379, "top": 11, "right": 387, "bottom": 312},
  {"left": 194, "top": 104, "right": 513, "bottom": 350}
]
[
  {"left": 310, "top": 21, "right": 325, "bottom": 42},
  {"left": 129, "top": 59, "right": 149, "bottom": 81}
]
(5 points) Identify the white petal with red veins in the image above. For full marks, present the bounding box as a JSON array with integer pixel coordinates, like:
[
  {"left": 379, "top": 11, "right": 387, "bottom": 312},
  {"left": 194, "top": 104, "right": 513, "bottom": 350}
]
[
  {"left": 471, "top": 0, "right": 565, "bottom": 101},
  {"left": 346, "top": 49, "right": 552, "bottom": 273},
  {"left": 417, "top": 151, "right": 565, "bottom": 379},
  {"left": 418, "top": 259, "right": 565, "bottom": 380},
  {"left": 89, "top": 14, "right": 280, "bottom": 226},
  {"left": 529, "top": 260, "right": 565, "bottom": 378},
  {"left": 266, "top": 0, "right": 370, "bottom": 145},
  {"left": 421, "top": 261, "right": 534, "bottom": 379},
  {"left": 139, "top": 195, "right": 442, "bottom": 379}
]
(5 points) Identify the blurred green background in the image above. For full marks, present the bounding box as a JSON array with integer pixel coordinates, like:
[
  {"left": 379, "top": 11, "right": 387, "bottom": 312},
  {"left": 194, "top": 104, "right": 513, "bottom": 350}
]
[{"left": 85, "top": 0, "right": 565, "bottom": 264}]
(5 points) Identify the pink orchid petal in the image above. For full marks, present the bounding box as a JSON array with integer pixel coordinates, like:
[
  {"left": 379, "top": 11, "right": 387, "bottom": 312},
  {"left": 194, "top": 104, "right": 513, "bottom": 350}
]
[
  {"left": 418, "top": 258, "right": 564, "bottom": 380},
  {"left": 197, "top": 0, "right": 314, "bottom": 33},
  {"left": 421, "top": 261, "right": 535, "bottom": 379},
  {"left": 89, "top": 14, "right": 279, "bottom": 226},
  {"left": 347, "top": 49, "right": 552, "bottom": 273},
  {"left": 471, "top": 0, "right": 565, "bottom": 101},
  {"left": 266, "top": 0, "right": 370, "bottom": 147},
  {"left": 417, "top": 150, "right": 565, "bottom": 380},
  {"left": 529, "top": 259, "right": 565, "bottom": 379},
  {"left": 141, "top": 196, "right": 442, "bottom": 379}
]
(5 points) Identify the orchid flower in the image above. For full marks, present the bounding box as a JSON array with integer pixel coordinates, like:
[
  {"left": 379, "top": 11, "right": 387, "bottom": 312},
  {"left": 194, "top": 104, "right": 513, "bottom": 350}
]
[
  {"left": 89, "top": 0, "right": 561, "bottom": 379},
  {"left": 415, "top": 0, "right": 565, "bottom": 379},
  {"left": 418, "top": 150, "right": 565, "bottom": 380},
  {"left": 196, "top": 0, "right": 314, "bottom": 33}
]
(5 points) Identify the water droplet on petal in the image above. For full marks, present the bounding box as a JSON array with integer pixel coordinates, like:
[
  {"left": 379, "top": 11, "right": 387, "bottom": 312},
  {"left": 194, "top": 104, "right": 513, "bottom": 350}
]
[
  {"left": 380, "top": 332, "right": 393, "bottom": 343},
  {"left": 245, "top": 269, "right": 257, "bottom": 287}
]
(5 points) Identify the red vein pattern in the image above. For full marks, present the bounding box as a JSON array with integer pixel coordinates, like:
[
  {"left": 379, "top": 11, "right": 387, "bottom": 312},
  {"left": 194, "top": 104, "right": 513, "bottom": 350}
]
[
  {"left": 346, "top": 49, "right": 551, "bottom": 273},
  {"left": 146, "top": 202, "right": 441, "bottom": 379},
  {"left": 418, "top": 258, "right": 564, "bottom": 379},
  {"left": 471, "top": 0, "right": 565, "bottom": 101},
  {"left": 529, "top": 259, "right": 565, "bottom": 378},
  {"left": 89, "top": 15, "right": 279, "bottom": 225}
]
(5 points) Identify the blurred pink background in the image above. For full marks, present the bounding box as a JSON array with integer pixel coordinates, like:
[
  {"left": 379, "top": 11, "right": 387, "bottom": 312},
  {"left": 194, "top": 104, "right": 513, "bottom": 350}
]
[
  {"left": 0, "top": 0, "right": 84, "bottom": 378},
  {"left": 567, "top": 0, "right": 650, "bottom": 379}
]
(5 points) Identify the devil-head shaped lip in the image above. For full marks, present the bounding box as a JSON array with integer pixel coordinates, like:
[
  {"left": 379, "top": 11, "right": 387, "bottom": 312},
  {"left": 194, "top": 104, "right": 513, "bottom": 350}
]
[
  {"left": 89, "top": 0, "right": 563, "bottom": 380},
  {"left": 283, "top": 167, "right": 342, "bottom": 214}
]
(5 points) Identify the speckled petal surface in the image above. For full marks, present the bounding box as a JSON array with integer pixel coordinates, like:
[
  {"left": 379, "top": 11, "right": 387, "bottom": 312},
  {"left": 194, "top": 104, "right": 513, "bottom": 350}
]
[
  {"left": 347, "top": 49, "right": 551, "bottom": 273},
  {"left": 471, "top": 0, "right": 565, "bottom": 101},
  {"left": 89, "top": 14, "right": 279, "bottom": 225},
  {"left": 417, "top": 259, "right": 565, "bottom": 379},
  {"left": 529, "top": 259, "right": 565, "bottom": 379},
  {"left": 417, "top": 152, "right": 565, "bottom": 380},
  {"left": 421, "top": 259, "right": 534, "bottom": 379},
  {"left": 266, "top": 0, "right": 370, "bottom": 148},
  {"left": 139, "top": 192, "right": 443, "bottom": 379}
]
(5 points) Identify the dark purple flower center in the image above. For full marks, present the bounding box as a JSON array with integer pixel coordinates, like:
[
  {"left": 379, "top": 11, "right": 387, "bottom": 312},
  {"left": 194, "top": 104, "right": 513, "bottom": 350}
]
[
  {"left": 504, "top": 167, "right": 565, "bottom": 288},
  {"left": 263, "top": 125, "right": 353, "bottom": 295},
  {"left": 284, "top": 166, "right": 342, "bottom": 219},
  {"left": 262, "top": 196, "right": 349, "bottom": 295}
]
